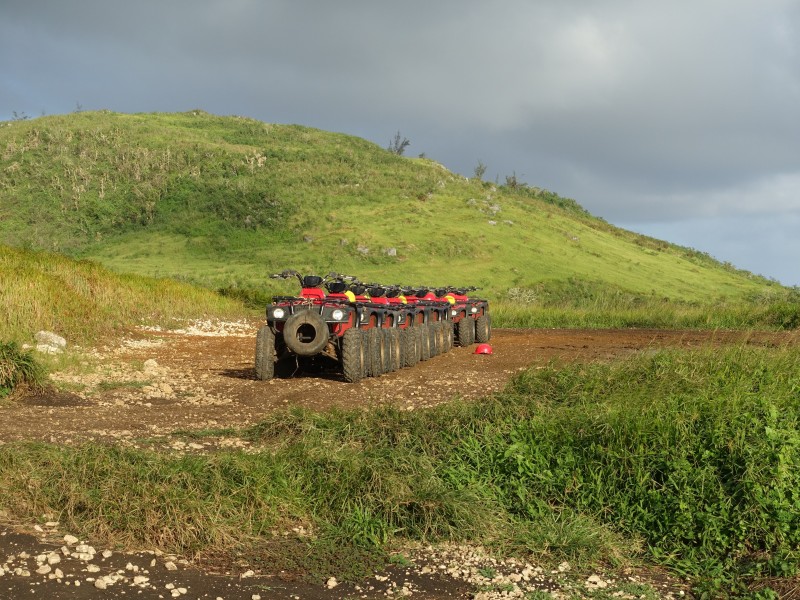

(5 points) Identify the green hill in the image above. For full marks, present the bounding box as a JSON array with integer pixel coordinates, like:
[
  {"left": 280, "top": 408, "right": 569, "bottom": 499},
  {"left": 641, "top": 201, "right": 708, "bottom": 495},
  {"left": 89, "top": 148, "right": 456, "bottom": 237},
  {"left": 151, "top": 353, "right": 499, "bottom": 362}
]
[{"left": 0, "top": 110, "right": 781, "bottom": 302}]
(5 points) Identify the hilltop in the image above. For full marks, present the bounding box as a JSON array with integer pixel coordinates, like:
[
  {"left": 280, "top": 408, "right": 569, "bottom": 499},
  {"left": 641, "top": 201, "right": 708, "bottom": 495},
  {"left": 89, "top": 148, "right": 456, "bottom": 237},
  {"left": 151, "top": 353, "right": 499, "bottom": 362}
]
[{"left": 0, "top": 110, "right": 779, "bottom": 301}]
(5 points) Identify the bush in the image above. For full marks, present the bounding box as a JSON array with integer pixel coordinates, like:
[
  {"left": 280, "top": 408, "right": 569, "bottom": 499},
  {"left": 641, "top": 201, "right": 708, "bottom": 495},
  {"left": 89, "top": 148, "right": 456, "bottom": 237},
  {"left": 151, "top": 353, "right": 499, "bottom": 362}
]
[{"left": 0, "top": 341, "right": 46, "bottom": 397}]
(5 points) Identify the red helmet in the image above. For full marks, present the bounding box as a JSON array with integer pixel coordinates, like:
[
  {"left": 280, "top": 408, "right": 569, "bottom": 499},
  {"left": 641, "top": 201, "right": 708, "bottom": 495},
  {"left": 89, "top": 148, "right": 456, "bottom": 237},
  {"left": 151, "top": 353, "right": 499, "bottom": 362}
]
[{"left": 474, "top": 343, "right": 493, "bottom": 355}]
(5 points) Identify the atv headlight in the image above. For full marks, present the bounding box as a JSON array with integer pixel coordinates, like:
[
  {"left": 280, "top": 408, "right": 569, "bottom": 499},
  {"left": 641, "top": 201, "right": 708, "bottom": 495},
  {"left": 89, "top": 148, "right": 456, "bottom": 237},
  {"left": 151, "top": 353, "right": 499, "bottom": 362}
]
[
  {"left": 470, "top": 307, "right": 478, "bottom": 314},
  {"left": 272, "top": 308, "right": 285, "bottom": 319},
  {"left": 360, "top": 313, "right": 367, "bottom": 322},
  {"left": 451, "top": 309, "right": 457, "bottom": 317},
  {"left": 331, "top": 309, "right": 345, "bottom": 321}
]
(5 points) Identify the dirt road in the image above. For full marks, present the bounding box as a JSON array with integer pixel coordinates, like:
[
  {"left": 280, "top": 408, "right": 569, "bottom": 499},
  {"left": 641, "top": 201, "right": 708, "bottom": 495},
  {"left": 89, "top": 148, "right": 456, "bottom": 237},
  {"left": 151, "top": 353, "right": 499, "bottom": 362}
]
[{"left": 3, "top": 323, "right": 796, "bottom": 445}]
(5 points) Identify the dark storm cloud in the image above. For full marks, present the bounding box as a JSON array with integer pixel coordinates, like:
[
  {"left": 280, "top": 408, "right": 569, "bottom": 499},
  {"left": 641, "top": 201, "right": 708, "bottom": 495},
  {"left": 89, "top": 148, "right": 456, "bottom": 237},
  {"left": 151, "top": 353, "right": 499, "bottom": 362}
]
[{"left": 2, "top": 0, "right": 799, "bottom": 284}]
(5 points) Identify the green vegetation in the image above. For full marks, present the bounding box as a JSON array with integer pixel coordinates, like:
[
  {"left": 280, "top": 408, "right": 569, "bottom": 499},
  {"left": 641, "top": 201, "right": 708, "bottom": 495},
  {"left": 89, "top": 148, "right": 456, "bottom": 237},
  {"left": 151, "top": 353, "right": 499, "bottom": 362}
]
[
  {"left": 0, "top": 341, "right": 46, "bottom": 398},
  {"left": 0, "top": 110, "right": 782, "bottom": 304},
  {"left": 0, "top": 244, "right": 244, "bottom": 344},
  {"left": 492, "top": 280, "right": 800, "bottom": 331},
  {"left": 1, "top": 344, "right": 797, "bottom": 596}
]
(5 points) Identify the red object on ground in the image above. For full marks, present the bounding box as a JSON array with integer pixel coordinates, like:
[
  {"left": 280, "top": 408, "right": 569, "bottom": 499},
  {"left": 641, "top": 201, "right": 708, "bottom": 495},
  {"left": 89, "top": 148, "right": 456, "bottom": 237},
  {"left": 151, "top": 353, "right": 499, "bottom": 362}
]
[{"left": 474, "top": 343, "right": 493, "bottom": 355}]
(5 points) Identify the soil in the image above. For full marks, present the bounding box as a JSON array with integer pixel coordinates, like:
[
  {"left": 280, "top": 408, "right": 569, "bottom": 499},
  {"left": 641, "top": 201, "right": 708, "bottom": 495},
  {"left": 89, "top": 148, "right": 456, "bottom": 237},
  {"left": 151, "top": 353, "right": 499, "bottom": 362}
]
[{"left": 2, "top": 322, "right": 797, "bottom": 599}]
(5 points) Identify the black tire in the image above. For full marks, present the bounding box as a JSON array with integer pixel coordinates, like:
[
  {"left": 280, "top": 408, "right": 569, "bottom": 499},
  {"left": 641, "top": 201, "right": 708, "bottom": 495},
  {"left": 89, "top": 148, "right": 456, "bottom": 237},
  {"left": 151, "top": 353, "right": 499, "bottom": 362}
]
[
  {"left": 282, "top": 311, "right": 329, "bottom": 357},
  {"left": 367, "top": 328, "right": 384, "bottom": 377},
  {"left": 442, "top": 321, "right": 453, "bottom": 352},
  {"left": 402, "top": 328, "right": 415, "bottom": 367},
  {"left": 398, "top": 328, "right": 408, "bottom": 369},
  {"left": 255, "top": 325, "right": 275, "bottom": 380},
  {"left": 342, "top": 329, "right": 365, "bottom": 383},
  {"left": 429, "top": 323, "right": 441, "bottom": 357},
  {"left": 388, "top": 329, "right": 401, "bottom": 372},
  {"left": 380, "top": 328, "right": 393, "bottom": 373},
  {"left": 457, "top": 318, "right": 475, "bottom": 347},
  {"left": 419, "top": 325, "right": 431, "bottom": 361},
  {"left": 435, "top": 322, "right": 446, "bottom": 354},
  {"left": 475, "top": 315, "right": 491, "bottom": 343}
]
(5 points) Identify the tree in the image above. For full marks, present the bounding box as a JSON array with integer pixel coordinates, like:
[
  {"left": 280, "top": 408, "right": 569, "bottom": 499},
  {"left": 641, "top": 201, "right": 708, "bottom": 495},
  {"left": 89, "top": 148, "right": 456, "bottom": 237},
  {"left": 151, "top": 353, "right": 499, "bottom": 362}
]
[
  {"left": 473, "top": 160, "right": 487, "bottom": 180},
  {"left": 388, "top": 131, "right": 410, "bottom": 155}
]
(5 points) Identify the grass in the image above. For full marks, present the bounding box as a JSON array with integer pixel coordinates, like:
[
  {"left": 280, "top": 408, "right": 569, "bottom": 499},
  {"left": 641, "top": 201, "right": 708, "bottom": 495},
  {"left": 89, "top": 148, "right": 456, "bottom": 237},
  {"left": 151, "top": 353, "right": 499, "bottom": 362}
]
[
  {"left": 0, "top": 244, "right": 246, "bottom": 344},
  {"left": 0, "top": 341, "right": 46, "bottom": 399},
  {"left": 0, "top": 110, "right": 782, "bottom": 302},
  {"left": 1, "top": 344, "right": 798, "bottom": 596},
  {"left": 492, "top": 282, "right": 800, "bottom": 331}
]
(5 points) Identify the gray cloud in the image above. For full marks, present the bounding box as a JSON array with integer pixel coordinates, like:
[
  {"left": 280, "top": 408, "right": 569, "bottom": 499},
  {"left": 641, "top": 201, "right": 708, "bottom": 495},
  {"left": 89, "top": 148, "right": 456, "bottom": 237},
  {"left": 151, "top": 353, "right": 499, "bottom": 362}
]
[{"left": 2, "top": 0, "right": 799, "bottom": 284}]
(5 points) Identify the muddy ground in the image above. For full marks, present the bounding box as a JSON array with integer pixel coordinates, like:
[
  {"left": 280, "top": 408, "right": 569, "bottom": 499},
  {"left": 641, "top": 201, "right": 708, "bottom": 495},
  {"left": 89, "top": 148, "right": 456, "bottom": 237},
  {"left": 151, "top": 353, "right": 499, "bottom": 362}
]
[
  {"left": 4, "top": 324, "right": 797, "bottom": 445},
  {"left": 2, "top": 324, "right": 797, "bottom": 599}
]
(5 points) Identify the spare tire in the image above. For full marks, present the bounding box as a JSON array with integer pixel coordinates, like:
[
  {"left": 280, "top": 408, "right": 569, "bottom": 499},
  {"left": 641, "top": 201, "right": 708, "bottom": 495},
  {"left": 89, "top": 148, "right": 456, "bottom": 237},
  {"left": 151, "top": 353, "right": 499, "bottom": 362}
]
[{"left": 282, "top": 311, "right": 329, "bottom": 356}]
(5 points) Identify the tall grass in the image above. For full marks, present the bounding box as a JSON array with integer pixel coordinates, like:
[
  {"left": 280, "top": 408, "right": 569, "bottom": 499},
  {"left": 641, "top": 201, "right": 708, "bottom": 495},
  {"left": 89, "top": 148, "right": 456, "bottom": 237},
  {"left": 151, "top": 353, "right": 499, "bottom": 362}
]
[
  {"left": 0, "top": 244, "right": 245, "bottom": 343},
  {"left": 493, "top": 281, "right": 800, "bottom": 330},
  {"left": 0, "top": 341, "right": 46, "bottom": 398},
  {"left": 1, "top": 344, "right": 798, "bottom": 595}
]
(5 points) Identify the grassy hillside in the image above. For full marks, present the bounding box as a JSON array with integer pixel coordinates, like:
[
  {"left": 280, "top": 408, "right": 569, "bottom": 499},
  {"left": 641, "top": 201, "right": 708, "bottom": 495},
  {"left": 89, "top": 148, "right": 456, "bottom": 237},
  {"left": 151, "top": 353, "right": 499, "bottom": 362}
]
[
  {"left": 0, "top": 111, "right": 781, "bottom": 303},
  {"left": 0, "top": 244, "right": 243, "bottom": 344}
]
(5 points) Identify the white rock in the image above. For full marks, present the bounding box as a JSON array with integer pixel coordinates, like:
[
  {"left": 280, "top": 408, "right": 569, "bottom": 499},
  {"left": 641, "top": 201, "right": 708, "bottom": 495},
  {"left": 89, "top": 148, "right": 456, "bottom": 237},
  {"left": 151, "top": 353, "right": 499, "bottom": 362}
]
[
  {"left": 72, "top": 552, "right": 94, "bottom": 561},
  {"left": 133, "top": 575, "right": 150, "bottom": 585},
  {"left": 586, "top": 574, "right": 608, "bottom": 589},
  {"left": 63, "top": 535, "right": 79, "bottom": 545},
  {"left": 102, "top": 550, "right": 113, "bottom": 558},
  {"left": 240, "top": 569, "right": 255, "bottom": 579},
  {"left": 86, "top": 564, "right": 101, "bottom": 573},
  {"left": 94, "top": 578, "right": 107, "bottom": 589},
  {"left": 164, "top": 561, "right": 178, "bottom": 571},
  {"left": 36, "top": 565, "right": 52, "bottom": 575},
  {"left": 37, "top": 343, "right": 62, "bottom": 354},
  {"left": 47, "top": 553, "right": 61, "bottom": 565},
  {"left": 35, "top": 331, "right": 67, "bottom": 348},
  {"left": 326, "top": 576, "right": 338, "bottom": 589}
]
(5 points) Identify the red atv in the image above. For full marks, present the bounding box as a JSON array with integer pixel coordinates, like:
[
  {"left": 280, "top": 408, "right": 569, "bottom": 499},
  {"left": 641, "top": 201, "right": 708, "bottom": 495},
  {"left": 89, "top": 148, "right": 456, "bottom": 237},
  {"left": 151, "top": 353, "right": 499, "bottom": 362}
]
[
  {"left": 255, "top": 271, "right": 369, "bottom": 383},
  {"left": 442, "top": 286, "right": 491, "bottom": 347},
  {"left": 399, "top": 287, "right": 455, "bottom": 361}
]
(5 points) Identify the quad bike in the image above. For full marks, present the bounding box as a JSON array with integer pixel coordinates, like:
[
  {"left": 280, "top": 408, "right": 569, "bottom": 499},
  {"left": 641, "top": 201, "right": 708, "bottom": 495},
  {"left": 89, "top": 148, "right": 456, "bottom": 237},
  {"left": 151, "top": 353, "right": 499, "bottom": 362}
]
[
  {"left": 441, "top": 286, "right": 491, "bottom": 347},
  {"left": 255, "top": 271, "right": 367, "bottom": 383},
  {"left": 255, "top": 270, "right": 488, "bottom": 383}
]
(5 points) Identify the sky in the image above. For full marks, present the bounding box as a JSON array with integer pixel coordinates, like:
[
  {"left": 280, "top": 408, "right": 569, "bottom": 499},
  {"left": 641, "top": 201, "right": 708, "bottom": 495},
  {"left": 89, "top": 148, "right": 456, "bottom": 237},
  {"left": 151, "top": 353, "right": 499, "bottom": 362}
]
[{"left": 2, "top": 0, "right": 799, "bottom": 286}]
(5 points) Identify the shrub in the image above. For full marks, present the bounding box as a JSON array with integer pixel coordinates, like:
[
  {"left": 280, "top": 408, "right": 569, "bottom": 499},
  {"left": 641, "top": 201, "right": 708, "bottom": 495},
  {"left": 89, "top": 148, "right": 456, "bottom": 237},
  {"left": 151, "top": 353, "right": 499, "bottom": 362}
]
[{"left": 0, "top": 341, "right": 46, "bottom": 397}]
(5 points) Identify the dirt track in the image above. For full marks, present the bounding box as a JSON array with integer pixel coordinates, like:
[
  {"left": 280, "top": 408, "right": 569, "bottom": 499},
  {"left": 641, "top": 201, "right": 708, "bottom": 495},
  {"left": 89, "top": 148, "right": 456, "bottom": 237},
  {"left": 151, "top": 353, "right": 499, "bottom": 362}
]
[
  {"left": 3, "top": 324, "right": 797, "bottom": 599},
  {"left": 3, "top": 323, "right": 797, "bottom": 445}
]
